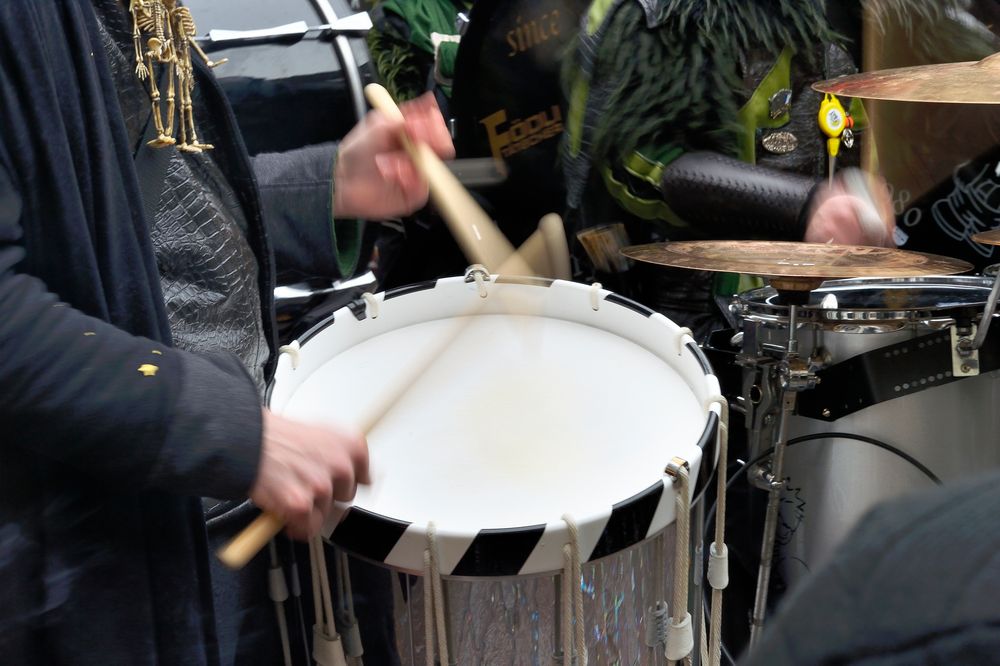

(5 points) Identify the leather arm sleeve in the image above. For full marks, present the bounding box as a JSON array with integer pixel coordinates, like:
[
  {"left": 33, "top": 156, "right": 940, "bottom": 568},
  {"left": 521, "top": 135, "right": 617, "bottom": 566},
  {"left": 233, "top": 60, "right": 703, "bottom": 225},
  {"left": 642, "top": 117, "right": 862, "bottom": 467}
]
[{"left": 659, "top": 151, "right": 818, "bottom": 240}]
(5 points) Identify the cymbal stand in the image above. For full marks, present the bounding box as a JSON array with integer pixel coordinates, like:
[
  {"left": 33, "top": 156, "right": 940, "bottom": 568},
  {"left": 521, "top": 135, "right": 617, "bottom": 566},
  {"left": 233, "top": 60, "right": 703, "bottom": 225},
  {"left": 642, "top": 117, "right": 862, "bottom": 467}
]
[
  {"left": 953, "top": 269, "right": 1000, "bottom": 375},
  {"left": 743, "top": 303, "right": 818, "bottom": 647}
]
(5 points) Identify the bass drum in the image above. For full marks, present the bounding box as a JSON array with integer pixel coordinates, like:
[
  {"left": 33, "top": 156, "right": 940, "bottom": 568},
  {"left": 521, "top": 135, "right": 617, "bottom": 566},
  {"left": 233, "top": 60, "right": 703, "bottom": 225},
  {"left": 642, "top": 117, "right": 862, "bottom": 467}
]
[
  {"left": 184, "top": 0, "right": 372, "bottom": 155},
  {"left": 739, "top": 276, "right": 1000, "bottom": 590},
  {"left": 451, "top": 0, "right": 588, "bottom": 245}
]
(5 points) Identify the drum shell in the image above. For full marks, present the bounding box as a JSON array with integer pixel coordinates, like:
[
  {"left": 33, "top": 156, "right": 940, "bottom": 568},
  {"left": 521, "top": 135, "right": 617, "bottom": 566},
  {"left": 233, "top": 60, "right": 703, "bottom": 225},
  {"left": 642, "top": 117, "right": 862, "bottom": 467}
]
[
  {"left": 379, "top": 532, "right": 676, "bottom": 665},
  {"left": 739, "top": 280, "right": 1000, "bottom": 586}
]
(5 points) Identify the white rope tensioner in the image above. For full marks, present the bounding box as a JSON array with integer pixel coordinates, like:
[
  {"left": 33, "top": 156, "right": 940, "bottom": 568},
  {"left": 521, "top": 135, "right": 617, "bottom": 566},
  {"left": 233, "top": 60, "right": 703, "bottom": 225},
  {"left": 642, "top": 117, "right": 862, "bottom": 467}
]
[
  {"left": 362, "top": 292, "right": 380, "bottom": 319},
  {"left": 309, "top": 535, "right": 348, "bottom": 666},
  {"left": 278, "top": 340, "right": 301, "bottom": 370},
  {"left": 665, "top": 458, "right": 693, "bottom": 664},
  {"left": 589, "top": 282, "right": 603, "bottom": 311},
  {"left": 561, "top": 514, "right": 587, "bottom": 666},
  {"left": 423, "top": 522, "right": 450, "bottom": 666},
  {"left": 706, "top": 396, "right": 731, "bottom": 666}
]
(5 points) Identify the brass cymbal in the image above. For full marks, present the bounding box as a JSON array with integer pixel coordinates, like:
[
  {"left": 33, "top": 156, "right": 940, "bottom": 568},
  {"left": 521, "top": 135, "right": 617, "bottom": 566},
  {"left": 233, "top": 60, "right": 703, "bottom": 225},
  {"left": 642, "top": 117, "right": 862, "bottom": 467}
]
[
  {"left": 813, "top": 52, "right": 1000, "bottom": 104},
  {"left": 973, "top": 229, "right": 1000, "bottom": 246},
  {"left": 623, "top": 241, "right": 972, "bottom": 290}
]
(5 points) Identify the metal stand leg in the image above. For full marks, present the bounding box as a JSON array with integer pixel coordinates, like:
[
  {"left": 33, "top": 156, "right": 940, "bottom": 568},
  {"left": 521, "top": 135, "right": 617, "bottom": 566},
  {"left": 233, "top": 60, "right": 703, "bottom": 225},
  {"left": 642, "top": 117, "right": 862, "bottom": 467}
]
[
  {"left": 748, "top": 390, "right": 796, "bottom": 646},
  {"left": 747, "top": 303, "right": 813, "bottom": 647}
]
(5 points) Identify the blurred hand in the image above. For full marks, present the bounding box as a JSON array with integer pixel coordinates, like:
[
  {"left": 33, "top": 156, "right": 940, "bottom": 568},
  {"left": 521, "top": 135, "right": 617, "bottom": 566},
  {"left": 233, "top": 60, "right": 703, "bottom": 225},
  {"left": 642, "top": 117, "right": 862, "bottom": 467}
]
[
  {"left": 804, "top": 171, "right": 896, "bottom": 247},
  {"left": 250, "top": 409, "right": 370, "bottom": 540},
  {"left": 334, "top": 92, "right": 455, "bottom": 219}
]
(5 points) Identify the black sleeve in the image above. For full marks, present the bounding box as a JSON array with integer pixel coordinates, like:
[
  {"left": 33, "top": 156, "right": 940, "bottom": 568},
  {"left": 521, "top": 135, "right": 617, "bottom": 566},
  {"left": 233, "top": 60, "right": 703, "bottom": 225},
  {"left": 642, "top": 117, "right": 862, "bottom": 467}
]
[
  {"left": 659, "top": 151, "right": 817, "bottom": 241},
  {"left": 252, "top": 142, "right": 364, "bottom": 281},
  {"left": 0, "top": 162, "right": 262, "bottom": 500}
]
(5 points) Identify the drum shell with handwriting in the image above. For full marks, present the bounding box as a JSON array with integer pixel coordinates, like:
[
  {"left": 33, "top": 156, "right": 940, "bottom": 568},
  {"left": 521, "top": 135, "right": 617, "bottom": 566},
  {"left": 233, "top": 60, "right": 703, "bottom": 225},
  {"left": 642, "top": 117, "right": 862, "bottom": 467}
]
[
  {"left": 270, "top": 276, "right": 721, "bottom": 663},
  {"left": 739, "top": 276, "right": 1000, "bottom": 589}
]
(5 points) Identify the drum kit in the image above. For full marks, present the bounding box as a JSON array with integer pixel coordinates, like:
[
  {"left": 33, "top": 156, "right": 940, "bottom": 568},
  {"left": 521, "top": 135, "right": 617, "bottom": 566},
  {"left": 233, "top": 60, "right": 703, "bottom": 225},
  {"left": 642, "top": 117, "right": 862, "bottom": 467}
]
[{"left": 220, "top": 49, "right": 1000, "bottom": 666}]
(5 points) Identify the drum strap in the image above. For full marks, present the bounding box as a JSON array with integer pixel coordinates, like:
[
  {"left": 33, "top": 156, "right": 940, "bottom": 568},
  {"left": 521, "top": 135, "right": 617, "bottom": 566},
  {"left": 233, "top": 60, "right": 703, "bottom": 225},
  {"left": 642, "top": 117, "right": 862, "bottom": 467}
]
[{"left": 797, "top": 325, "right": 1000, "bottom": 421}]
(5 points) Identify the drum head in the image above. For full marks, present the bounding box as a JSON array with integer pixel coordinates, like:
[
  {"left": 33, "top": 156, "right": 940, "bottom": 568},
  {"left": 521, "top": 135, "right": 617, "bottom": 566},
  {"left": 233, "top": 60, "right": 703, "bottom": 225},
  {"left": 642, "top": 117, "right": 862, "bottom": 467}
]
[{"left": 270, "top": 277, "right": 720, "bottom": 576}]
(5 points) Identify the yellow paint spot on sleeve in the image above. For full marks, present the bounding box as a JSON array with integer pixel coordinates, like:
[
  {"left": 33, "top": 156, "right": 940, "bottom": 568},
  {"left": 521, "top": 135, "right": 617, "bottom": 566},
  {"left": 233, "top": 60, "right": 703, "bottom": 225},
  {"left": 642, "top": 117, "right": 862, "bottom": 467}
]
[
  {"left": 151, "top": 350, "right": 163, "bottom": 355},
  {"left": 137, "top": 364, "right": 159, "bottom": 377},
  {"left": 83, "top": 332, "right": 96, "bottom": 336}
]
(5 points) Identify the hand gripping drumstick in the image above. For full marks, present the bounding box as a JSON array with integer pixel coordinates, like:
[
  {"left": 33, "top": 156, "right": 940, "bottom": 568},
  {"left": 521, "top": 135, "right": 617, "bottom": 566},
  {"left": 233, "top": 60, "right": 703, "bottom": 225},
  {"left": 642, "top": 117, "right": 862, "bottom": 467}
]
[{"left": 218, "top": 88, "right": 568, "bottom": 570}]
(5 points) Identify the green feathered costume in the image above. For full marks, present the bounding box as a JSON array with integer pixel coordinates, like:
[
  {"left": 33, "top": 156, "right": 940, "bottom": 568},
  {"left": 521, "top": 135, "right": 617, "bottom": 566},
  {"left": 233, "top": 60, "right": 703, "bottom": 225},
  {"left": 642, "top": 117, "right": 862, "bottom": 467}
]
[
  {"left": 563, "top": 0, "right": 993, "bottom": 229},
  {"left": 559, "top": 0, "right": 997, "bottom": 334},
  {"left": 367, "top": 0, "right": 473, "bottom": 101}
]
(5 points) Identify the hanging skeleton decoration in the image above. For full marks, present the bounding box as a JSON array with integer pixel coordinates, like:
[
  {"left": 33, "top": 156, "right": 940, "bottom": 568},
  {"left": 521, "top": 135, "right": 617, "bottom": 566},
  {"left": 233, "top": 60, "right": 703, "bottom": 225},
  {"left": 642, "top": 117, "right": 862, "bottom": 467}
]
[{"left": 129, "top": 0, "right": 226, "bottom": 152}]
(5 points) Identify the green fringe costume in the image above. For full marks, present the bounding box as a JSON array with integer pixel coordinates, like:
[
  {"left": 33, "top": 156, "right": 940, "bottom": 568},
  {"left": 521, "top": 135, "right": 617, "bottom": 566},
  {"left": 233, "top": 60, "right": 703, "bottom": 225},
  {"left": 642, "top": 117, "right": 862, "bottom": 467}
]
[
  {"left": 367, "top": 0, "right": 473, "bottom": 101},
  {"left": 563, "top": 0, "right": 986, "bottom": 229}
]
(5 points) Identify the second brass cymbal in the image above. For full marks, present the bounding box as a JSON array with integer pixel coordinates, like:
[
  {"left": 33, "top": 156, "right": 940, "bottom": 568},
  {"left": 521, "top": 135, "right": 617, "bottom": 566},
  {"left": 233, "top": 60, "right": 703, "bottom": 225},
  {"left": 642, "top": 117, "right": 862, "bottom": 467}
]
[
  {"left": 813, "top": 52, "right": 1000, "bottom": 104},
  {"left": 623, "top": 241, "right": 972, "bottom": 290},
  {"left": 973, "top": 229, "right": 1000, "bottom": 246}
]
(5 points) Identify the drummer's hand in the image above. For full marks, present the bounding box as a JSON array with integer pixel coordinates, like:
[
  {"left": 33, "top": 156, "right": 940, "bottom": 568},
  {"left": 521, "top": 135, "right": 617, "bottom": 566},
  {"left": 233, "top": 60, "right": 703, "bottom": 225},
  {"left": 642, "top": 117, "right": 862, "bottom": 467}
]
[
  {"left": 334, "top": 92, "right": 455, "bottom": 219},
  {"left": 804, "top": 172, "right": 896, "bottom": 247},
  {"left": 250, "top": 409, "right": 370, "bottom": 540}
]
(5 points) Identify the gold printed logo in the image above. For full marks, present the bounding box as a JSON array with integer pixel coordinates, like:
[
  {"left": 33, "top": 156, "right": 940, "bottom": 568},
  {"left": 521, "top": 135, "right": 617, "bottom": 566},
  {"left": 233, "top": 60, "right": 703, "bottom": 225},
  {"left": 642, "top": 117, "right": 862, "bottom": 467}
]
[
  {"left": 506, "top": 10, "right": 561, "bottom": 57},
  {"left": 480, "top": 106, "right": 564, "bottom": 160}
]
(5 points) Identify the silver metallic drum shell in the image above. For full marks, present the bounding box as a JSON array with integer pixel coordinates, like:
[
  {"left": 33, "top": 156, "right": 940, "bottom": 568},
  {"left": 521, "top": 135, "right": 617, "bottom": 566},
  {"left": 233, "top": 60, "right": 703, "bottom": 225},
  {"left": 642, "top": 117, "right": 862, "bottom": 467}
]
[{"left": 738, "top": 276, "right": 1000, "bottom": 590}]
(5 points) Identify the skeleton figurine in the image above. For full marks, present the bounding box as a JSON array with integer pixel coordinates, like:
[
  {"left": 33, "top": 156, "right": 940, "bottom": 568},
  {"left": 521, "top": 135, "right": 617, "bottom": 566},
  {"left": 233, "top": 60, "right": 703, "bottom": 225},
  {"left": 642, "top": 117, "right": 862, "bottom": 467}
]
[{"left": 129, "top": 0, "right": 225, "bottom": 152}]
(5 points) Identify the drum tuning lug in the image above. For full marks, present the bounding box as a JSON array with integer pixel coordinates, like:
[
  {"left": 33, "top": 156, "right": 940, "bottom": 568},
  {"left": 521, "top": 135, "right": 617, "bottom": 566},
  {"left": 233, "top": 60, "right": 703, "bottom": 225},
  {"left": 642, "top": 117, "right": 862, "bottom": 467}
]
[
  {"left": 951, "top": 325, "right": 981, "bottom": 377},
  {"left": 748, "top": 461, "right": 779, "bottom": 491}
]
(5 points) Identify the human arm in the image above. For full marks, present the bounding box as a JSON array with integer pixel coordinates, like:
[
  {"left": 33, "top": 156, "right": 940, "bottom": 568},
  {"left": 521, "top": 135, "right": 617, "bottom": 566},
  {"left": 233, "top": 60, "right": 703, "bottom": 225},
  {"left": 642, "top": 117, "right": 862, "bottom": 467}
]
[
  {"left": 657, "top": 151, "right": 894, "bottom": 246},
  {"left": 252, "top": 93, "right": 454, "bottom": 280},
  {"left": 0, "top": 163, "right": 261, "bottom": 500}
]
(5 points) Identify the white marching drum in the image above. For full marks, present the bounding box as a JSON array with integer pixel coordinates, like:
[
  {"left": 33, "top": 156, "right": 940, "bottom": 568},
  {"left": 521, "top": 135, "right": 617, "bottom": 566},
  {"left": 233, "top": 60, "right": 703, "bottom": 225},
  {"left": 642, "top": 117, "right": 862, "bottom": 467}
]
[
  {"left": 738, "top": 276, "right": 1000, "bottom": 587},
  {"left": 270, "top": 275, "right": 721, "bottom": 664}
]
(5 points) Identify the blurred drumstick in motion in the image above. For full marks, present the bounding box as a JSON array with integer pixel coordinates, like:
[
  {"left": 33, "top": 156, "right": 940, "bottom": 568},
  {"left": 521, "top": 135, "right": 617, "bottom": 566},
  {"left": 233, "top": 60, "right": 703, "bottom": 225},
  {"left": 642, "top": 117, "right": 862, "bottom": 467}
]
[
  {"left": 219, "top": 86, "right": 569, "bottom": 570},
  {"left": 364, "top": 83, "right": 534, "bottom": 276}
]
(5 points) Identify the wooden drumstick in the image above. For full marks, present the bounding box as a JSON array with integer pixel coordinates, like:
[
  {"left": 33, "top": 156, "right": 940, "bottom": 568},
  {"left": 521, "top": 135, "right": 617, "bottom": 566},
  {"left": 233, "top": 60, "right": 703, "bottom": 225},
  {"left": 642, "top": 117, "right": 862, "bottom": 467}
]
[{"left": 363, "top": 83, "right": 533, "bottom": 277}]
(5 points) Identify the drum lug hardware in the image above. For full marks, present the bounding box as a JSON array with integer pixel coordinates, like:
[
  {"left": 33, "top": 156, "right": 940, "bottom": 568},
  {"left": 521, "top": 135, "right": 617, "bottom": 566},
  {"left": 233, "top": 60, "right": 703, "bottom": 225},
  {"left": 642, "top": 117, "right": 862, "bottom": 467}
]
[
  {"left": 748, "top": 461, "right": 781, "bottom": 492},
  {"left": 951, "top": 325, "right": 981, "bottom": 376},
  {"left": 664, "top": 457, "right": 690, "bottom": 479},
  {"left": 781, "top": 357, "right": 817, "bottom": 392}
]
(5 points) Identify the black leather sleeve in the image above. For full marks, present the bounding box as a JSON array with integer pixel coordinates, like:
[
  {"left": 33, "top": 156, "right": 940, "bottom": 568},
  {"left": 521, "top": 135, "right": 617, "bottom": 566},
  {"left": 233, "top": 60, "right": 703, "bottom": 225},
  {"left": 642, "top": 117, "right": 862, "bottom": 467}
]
[{"left": 659, "top": 151, "right": 818, "bottom": 240}]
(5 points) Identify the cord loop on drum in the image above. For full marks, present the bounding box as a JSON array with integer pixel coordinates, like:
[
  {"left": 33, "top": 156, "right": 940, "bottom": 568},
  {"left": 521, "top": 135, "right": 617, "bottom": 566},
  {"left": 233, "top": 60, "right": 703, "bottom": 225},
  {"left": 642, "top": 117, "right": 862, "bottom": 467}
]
[
  {"left": 707, "top": 398, "right": 730, "bottom": 666},
  {"left": 278, "top": 340, "right": 301, "bottom": 370},
  {"left": 362, "top": 292, "right": 380, "bottom": 319},
  {"left": 561, "top": 514, "right": 587, "bottom": 666},
  {"left": 589, "top": 282, "right": 602, "bottom": 311},
  {"left": 676, "top": 327, "right": 694, "bottom": 356},
  {"left": 309, "top": 535, "right": 349, "bottom": 666},
  {"left": 423, "top": 522, "right": 450, "bottom": 666},
  {"left": 664, "top": 461, "right": 693, "bottom": 663}
]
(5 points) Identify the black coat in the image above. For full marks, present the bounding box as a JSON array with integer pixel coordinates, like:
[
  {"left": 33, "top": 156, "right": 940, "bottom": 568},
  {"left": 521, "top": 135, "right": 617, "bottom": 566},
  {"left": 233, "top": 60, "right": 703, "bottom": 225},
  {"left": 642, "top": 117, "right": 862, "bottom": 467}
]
[{"left": 0, "top": 1, "right": 349, "bottom": 663}]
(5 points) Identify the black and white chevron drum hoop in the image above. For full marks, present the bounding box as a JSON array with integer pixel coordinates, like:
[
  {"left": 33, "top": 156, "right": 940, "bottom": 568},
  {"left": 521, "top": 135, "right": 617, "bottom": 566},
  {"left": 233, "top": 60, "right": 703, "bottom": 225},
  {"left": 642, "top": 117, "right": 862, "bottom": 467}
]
[{"left": 269, "top": 276, "right": 721, "bottom": 577}]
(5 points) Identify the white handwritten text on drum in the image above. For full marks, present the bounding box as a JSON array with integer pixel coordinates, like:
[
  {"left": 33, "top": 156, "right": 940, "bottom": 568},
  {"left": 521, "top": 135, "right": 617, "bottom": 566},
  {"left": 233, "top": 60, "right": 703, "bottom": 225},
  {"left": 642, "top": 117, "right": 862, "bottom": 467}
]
[
  {"left": 506, "top": 11, "right": 560, "bottom": 57},
  {"left": 480, "top": 106, "right": 564, "bottom": 160},
  {"left": 914, "top": 160, "right": 1000, "bottom": 258}
]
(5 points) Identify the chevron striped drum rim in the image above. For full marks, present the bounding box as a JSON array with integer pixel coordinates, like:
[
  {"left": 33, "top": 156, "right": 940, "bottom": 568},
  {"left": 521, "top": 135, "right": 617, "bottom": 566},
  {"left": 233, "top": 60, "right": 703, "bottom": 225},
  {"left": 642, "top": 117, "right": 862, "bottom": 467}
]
[{"left": 268, "top": 275, "right": 721, "bottom": 577}]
